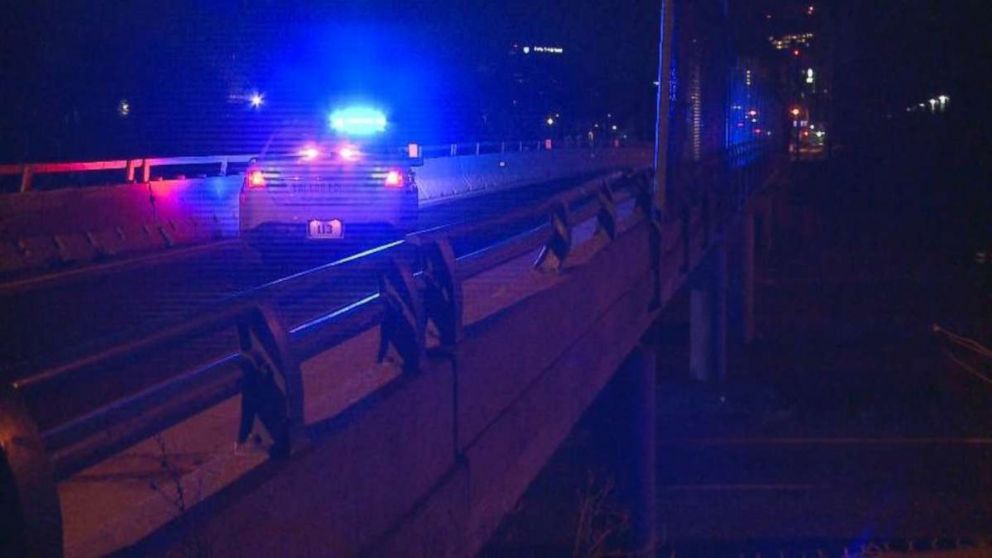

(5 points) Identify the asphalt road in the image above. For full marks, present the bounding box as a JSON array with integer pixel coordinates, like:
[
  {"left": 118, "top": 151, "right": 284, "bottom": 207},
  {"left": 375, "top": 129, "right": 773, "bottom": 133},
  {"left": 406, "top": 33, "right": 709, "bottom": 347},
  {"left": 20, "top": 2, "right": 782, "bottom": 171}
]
[{"left": 0, "top": 171, "right": 612, "bottom": 379}]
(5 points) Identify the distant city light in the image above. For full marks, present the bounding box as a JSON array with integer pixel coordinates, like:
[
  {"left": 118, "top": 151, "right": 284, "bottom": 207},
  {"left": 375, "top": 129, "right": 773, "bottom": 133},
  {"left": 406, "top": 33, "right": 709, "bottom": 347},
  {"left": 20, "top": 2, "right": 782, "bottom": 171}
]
[
  {"left": 117, "top": 98, "right": 130, "bottom": 117},
  {"left": 807, "top": 5, "right": 815, "bottom": 15},
  {"left": 531, "top": 46, "right": 564, "bottom": 54},
  {"left": 329, "top": 106, "right": 387, "bottom": 136},
  {"left": 793, "top": 49, "right": 801, "bottom": 57},
  {"left": 806, "top": 68, "right": 815, "bottom": 84},
  {"left": 769, "top": 32, "right": 814, "bottom": 51},
  {"left": 546, "top": 117, "right": 555, "bottom": 126},
  {"left": 790, "top": 107, "right": 802, "bottom": 118},
  {"left": 249, "top": 92, "right": 264, "bottom": 108},
  {"left": 522, "top": 46, "right": 531, "bottom": 54},
  {"left": 611, "top": 124, "right": 618, "bottom": 131}
]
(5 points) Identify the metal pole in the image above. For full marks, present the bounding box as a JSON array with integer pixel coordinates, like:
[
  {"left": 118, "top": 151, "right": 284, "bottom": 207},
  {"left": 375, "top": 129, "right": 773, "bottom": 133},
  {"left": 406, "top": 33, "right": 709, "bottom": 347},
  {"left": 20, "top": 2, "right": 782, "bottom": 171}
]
[
  {"left": 653, "top": 0, "right": 675, "bottom": 213},
  {"left": 19, "top": 166, "right": 33, "bottom": 193}
]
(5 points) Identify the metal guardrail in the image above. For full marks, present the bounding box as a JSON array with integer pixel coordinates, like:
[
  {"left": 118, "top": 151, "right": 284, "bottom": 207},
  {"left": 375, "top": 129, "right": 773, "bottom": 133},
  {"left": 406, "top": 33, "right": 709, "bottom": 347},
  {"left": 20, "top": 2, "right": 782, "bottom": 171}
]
[
  {"left": 0, "top": 139, "right": 629, "bottom": 193},
  {"left": 0, "top": 155, "right": 257, "bottom": 193},
  {"left": 0, "top": 164, "right": 654, "bottom": 554},
  {"left": 0, "top": 138, "right": 775, "bottom": 556}
]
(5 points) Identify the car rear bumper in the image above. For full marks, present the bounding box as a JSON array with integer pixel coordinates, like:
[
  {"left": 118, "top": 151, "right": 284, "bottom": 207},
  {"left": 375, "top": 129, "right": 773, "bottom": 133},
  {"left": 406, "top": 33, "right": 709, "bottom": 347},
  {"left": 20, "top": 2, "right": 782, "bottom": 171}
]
[{"left": 239, "top": 187, "right": 418, "bottom": 244}]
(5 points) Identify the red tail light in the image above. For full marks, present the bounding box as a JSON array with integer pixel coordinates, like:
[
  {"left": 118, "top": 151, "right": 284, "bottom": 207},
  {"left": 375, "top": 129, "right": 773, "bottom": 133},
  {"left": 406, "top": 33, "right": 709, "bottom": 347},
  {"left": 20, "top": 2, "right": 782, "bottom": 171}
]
[
  {"left": 384, "top": 170, "right": 403, "bottom": 188},
  {"left": 247, "top": 169, "right": 266, "bottom": 188}
]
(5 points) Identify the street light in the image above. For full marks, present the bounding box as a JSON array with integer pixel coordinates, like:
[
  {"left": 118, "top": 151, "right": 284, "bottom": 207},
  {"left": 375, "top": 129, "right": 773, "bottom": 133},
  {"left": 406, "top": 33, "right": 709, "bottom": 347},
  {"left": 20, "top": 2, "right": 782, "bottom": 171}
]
[
  {"left": 790, "top": 107, "right": 802, "bottom": 118},
  {"left": 249, "top": 92, "right": 264, "bottom": 108},
  {"left": 546, "top": 117, "right": 555, "bottom": 126}
]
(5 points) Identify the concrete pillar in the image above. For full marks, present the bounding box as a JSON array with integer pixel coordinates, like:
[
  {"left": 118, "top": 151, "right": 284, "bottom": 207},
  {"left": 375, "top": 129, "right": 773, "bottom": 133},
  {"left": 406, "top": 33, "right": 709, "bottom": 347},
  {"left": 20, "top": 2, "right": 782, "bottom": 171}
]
[
  {"left": 690, "top": 244, "right": 727, "bottom": 382},
  {"left": 612, "top": 345, "right": 657, "bottom": 554},
  {"left": 743, "top": 207, "right": 756, "bottom": 343}
]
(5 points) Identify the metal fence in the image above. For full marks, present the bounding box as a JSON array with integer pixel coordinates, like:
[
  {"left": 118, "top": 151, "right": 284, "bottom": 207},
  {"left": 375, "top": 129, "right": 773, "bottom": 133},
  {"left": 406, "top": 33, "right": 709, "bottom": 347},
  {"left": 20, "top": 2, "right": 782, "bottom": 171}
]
[{"left": 0, "top": 139, "right": 627, "bottom": 193}]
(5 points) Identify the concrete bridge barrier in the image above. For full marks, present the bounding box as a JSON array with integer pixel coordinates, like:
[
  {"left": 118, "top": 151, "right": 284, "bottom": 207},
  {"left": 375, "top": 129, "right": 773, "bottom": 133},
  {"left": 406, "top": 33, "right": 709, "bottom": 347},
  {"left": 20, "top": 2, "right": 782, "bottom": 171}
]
[{"left": 0, "top": 145, "right": 650, "bottom": 278}]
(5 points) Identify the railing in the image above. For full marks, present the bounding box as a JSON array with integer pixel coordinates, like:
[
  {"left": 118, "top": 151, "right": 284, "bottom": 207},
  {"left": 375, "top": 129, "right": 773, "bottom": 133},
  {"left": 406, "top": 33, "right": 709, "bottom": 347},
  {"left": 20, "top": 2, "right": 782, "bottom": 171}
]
[
  {"left": 0, "top": 155, "right": 256, "bottom": 193},
  {"left": 0, "top": 139, "right": 776, "bottom": 555},
  {"left": 0, "top": 139, "right": 631, "bottom": 193}
]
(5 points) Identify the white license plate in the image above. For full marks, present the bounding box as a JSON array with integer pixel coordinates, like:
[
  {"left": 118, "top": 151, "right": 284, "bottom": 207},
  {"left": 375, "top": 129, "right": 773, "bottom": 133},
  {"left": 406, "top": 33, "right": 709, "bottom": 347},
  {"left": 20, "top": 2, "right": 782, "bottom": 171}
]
[{"left": 307, "top": 219, "right": 344, "bottom": 239}]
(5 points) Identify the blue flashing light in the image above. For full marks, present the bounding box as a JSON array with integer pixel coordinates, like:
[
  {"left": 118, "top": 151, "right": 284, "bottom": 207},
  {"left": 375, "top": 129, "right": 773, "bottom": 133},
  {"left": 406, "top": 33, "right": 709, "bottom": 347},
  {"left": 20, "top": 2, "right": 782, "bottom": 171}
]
[{"left": 329, "top": 106, "right": 387, "bottom": 136}]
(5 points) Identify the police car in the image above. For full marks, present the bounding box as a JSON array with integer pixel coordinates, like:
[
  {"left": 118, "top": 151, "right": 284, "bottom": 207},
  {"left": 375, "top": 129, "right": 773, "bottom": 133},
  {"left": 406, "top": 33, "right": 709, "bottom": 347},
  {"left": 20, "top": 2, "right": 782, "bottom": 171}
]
[{"left": 240, "top": 107, "right": 420, "bottom": 247}]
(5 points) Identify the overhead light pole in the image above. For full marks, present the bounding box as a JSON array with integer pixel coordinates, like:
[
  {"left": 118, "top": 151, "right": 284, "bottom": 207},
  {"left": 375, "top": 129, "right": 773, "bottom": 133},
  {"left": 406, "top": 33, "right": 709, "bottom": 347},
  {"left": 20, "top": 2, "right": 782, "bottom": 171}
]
[{"left": 653, "top": 0, "right": 675, "bottom": 212}]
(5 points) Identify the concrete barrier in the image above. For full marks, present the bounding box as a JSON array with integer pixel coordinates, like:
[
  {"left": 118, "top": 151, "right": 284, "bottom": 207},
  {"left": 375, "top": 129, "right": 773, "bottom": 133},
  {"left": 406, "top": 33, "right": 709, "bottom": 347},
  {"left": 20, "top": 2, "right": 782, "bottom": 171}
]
[{"left": 0, "top": 147, "right": 651, "bottom": 278}]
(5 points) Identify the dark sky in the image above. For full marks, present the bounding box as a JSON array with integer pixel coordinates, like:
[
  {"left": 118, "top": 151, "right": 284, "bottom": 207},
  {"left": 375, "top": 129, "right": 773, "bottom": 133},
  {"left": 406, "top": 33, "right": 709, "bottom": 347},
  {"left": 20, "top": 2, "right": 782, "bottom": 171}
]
[
  {"left": 0, "top": 0, "right": 661, "bottom": 160},
  {"left": 0, "top": 1, "right": 987, "bottom": 161},
  {"left": 831, "top": 1, "right": 989, "bottom": 115}
]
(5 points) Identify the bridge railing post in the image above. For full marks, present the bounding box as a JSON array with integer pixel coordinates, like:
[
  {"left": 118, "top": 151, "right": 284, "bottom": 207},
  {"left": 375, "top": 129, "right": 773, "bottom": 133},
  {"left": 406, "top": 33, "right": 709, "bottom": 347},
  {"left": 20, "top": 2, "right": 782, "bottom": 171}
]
[
  {"left": 377, "top": 257, "right": 425, "bottom": 373},
  {"left": 595, "top": 180, "right": 618, "bottom": 241},
  {"left": 419, "top": 237, "right": 463, "bottom": 349},
  {"left": 126, "top": 159, "right": 138, "bottom": 183},
  {"left": 236, "top": 305, "right": 304, "bottom": 458},
  {"left": 19, "top": 165, "right": 33, "bottom": 193},
  {"left": 0, "top": 386, "right": 63, "bottom": 557},
  {"left": 534, "top": 201, "right": 572, "bottom": 273}
]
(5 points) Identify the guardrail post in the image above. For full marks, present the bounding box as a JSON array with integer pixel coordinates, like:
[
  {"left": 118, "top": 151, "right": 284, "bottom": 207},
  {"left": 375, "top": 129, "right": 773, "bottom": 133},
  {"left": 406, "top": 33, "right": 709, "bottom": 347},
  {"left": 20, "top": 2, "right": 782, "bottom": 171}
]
[
  {"left": 219, "top": 158, "right": 228, "bottom": 177},
  {"left": 595, "top": 181, "right": 618, "bottom": 241},
  {"left": 141, "top": 159, "right": 151, "bottom": 183},
  {"left": 450, "top": 144, "right": 458, "bottom": 157},
  {"left": 475, "top": 143, "right": 481, "bottom": 155},
  {"left": 0, "top": 386, "right": 62, "bottom": 557},
  {"left": 236, "top": 305, "right": 303, "bottom": 459},
  {"left": 420, "top": 237, "right": 463, "bottom": 348},
  {"left": 500, "top": 142, "right": 506, "bottom": 154},
  {"left": 18, "top": 166, "right": 33, "bottom": 193},
  {"left": 126, "top": 159, "right": 138, "bottom": 183},
  {"left": 534, "top": 201, "right": 572, "bottom": 273},
  {"left": 378, "top": 257, "right": 425, "bottom": 373}
]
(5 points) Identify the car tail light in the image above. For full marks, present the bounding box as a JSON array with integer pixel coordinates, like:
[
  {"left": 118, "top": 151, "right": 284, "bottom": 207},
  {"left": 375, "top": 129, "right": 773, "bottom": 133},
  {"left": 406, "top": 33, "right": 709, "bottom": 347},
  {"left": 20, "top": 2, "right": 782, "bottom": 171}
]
[
  {"left": 384, "top": 170, "right": 403, "bottom": 188},
  {"left": 339, "top": 145, "right": 360, "bottom": 162},
  {"left": 247, "top": 169, "right": 266, "bottom": 188},
  {"left": 299, "top": 146, "right": 321, "bottom": 161}
]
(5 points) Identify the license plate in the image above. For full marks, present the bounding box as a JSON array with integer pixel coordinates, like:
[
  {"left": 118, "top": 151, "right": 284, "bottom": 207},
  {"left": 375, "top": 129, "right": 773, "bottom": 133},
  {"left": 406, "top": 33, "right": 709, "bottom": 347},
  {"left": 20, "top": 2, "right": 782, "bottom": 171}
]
[{"left": 307, "top": 219, "right": 344, "bottom": 239}]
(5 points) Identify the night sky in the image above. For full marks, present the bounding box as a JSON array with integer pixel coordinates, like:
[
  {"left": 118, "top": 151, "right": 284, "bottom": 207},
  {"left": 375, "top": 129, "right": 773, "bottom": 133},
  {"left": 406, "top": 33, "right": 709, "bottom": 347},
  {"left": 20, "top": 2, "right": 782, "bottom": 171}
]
[{"left": 0, "top": 1, "right": 987, "bottom": 162}]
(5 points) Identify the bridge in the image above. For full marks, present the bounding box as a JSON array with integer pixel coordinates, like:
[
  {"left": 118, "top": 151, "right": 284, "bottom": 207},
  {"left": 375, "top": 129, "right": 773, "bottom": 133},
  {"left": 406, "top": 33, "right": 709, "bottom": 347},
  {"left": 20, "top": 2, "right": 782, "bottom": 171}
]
[{"left": 0, "top": 2, "right": 800, "bottom": 556}]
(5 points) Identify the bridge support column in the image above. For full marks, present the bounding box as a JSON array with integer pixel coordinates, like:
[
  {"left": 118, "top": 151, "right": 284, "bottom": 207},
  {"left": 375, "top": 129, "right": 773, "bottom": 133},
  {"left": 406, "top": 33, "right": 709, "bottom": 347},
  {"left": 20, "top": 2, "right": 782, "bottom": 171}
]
[
  {"left": 741, "top": 204, "right": 756, "bottom": 344},
  {"left": 611, "top": 344, "right": 657, "bottom": 554},
  {"left": 690, "top": 243, "right": 727, "bottom": 382},
  {"left": 595, "top": 345, "right": 658, "bottom": 556}
]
